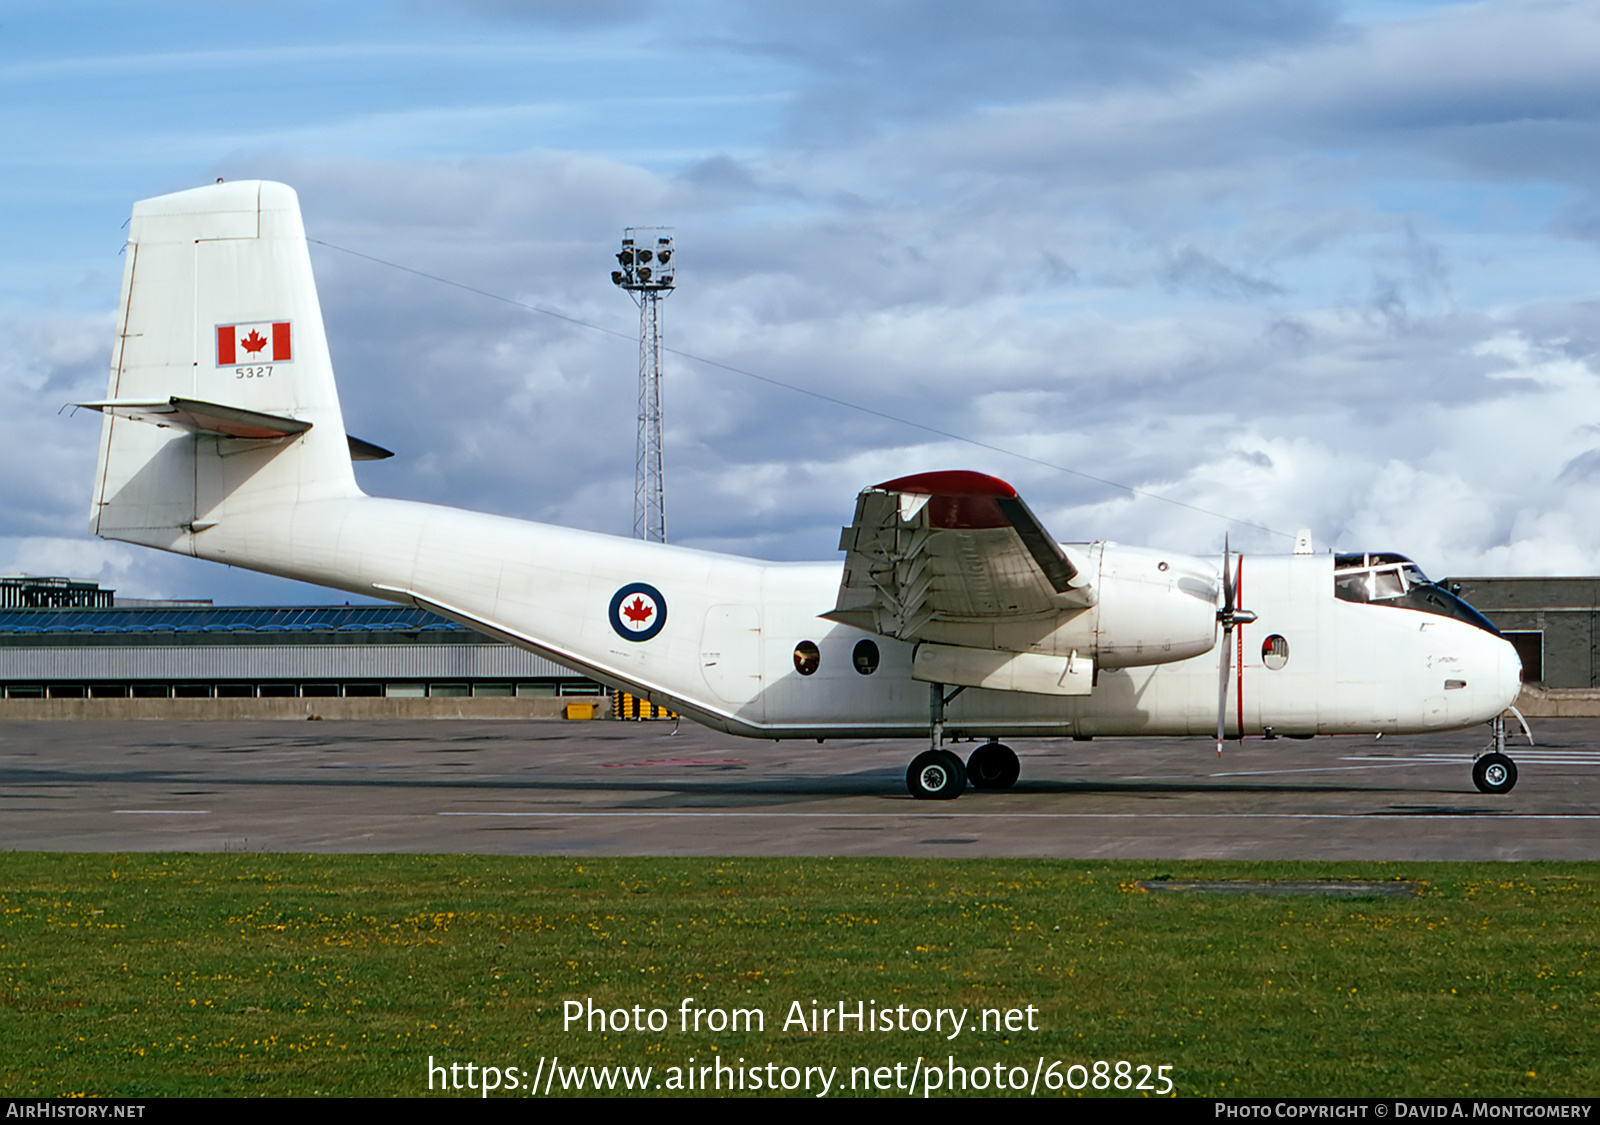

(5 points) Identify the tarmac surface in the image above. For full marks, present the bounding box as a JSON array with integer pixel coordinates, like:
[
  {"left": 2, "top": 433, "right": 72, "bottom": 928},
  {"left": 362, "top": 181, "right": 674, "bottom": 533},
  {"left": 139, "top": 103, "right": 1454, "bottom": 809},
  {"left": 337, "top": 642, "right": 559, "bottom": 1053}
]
[{"left": 2, "top": 717, "right": 1598, "bottom": 859}]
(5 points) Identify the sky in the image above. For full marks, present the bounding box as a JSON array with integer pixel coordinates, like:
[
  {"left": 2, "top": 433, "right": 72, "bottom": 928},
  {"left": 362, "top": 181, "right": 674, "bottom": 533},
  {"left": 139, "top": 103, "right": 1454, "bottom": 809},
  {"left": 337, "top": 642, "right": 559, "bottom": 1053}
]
[{"left": 6, "top": 0, "right": 1600, "bottom": 604}]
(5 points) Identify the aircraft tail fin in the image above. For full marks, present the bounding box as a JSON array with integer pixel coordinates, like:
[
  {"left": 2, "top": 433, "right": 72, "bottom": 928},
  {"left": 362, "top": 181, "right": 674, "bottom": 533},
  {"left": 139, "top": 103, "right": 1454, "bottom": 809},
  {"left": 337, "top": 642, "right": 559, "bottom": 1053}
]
[{"left": 85, "top": 180, "right": 360, "bottom": 553}]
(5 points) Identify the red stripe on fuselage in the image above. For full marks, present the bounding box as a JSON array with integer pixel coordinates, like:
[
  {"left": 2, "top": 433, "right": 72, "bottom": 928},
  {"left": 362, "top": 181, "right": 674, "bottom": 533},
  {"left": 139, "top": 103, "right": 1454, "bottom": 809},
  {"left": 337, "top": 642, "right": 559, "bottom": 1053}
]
[{"left": 1236, "top": 558, "right": 1245, "bottom": 739}]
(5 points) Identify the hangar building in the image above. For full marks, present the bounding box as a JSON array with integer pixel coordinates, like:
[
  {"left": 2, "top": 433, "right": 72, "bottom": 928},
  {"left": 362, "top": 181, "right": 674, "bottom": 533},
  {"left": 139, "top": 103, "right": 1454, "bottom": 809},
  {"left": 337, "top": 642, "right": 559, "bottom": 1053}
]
[
  {"left": 0, "top": 576, "right": 605, "bottom": 715},
  {"left": 1444, "top": 576, "right": 1600, "bottom": 708}
]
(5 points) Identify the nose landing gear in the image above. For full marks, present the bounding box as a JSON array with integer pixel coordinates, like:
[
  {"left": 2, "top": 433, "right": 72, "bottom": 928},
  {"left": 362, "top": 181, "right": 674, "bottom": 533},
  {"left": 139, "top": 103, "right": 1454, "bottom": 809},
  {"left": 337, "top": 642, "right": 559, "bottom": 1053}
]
[
  {"left": 1472, "top": 711, "right": 1530, "bottom": 794},
  {"left": 1472, "top": 752, "right": 1517, "bottom": 794}
]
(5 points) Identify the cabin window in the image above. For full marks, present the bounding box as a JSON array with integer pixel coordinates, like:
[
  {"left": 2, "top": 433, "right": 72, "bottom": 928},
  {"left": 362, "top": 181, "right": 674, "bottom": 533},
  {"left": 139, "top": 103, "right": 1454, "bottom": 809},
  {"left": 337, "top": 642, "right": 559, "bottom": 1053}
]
[
  {"left": 853, "top": 639, "right": 880, "bottom": 675},
  {"left": 794, "top": 640, "right": 821, "bottom": 676},
  {"left": 1261, "top": 635, "right": 1288, "bottom": 670}
]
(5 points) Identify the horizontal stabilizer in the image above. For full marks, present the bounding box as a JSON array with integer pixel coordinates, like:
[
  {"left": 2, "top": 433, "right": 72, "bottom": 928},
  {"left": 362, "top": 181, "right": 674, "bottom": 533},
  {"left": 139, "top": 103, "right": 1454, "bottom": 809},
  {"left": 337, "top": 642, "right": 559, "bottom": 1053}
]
[
  {"left": 78, "top": 397, "right": 391, "bottom": 462},
  {"left": 77, "top": 397, "right": 310, "bottom": 440},
  {"left": 347, "top": 435, "right": 394, "bottom": 461}
]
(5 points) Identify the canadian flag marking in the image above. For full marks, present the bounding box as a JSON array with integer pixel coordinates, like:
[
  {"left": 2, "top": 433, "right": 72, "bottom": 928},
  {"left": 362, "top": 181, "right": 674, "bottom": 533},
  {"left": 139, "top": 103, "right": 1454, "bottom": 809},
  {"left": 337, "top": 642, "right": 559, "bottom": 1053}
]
[{"left": 217, "top": 321, "right": 293, "bottom": 366}]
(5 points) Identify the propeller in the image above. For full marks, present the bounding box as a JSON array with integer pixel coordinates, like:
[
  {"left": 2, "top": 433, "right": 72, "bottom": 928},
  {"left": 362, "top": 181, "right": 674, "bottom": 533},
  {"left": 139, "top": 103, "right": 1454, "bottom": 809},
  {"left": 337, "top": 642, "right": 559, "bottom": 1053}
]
[{"left": 1215, "top": 536, "right": 1257, "bottom": 757}]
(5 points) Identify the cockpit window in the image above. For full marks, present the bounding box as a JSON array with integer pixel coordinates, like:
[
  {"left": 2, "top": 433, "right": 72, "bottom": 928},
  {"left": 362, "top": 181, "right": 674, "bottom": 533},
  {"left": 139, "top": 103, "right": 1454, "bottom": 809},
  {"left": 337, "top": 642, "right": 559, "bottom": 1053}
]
[
  {"left": 1333, "top": 553, "right": 1430, "bottom": 604},
  {"left": 1334, "top": 552, "right": 1499, "bottom": 635}
]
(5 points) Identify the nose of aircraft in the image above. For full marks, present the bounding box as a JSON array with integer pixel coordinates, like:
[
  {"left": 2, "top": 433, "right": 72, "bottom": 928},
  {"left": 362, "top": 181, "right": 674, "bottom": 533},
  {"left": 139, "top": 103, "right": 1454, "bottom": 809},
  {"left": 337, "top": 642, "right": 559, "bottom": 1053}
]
[
  {"left": 1492, "top": 632, "right": 1524, "bottom": 712},
  {"left": 1467, "top": 630, "right": 1524, "bottom": 724}
]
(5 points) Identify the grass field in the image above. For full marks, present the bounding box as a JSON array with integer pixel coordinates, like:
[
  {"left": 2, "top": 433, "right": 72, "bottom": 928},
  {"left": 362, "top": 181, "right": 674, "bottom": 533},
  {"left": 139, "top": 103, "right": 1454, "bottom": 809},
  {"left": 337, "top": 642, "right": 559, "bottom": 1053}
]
[{"left": 1, "top": 853, "right": 1595, "bottom": 1098}]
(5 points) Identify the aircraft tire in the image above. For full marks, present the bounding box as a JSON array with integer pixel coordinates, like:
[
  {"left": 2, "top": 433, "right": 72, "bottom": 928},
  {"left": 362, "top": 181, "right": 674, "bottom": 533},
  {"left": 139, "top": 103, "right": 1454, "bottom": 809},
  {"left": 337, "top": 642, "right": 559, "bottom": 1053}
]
[
  {"left": 967, "top": 742, "right": 1020, "bottom": 790},
  {"left": 1472, "top": 752, "right": 1517, "bottom": 794},
  {"left": 907, "top": 749, "right": 967, "bottom": 800}
]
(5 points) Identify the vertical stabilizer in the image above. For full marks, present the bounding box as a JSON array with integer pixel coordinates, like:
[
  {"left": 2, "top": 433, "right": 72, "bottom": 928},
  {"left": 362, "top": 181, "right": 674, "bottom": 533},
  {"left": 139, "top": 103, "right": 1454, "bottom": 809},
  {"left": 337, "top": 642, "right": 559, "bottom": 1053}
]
[{"left": 89, "top": 180, "right": 359, "bottom": 552}]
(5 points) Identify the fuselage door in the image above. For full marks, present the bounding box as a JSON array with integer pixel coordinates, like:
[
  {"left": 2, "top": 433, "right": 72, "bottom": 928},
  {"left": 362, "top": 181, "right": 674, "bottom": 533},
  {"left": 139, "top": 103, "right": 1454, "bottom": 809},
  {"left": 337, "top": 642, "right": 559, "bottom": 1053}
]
[{"left": 701, "top": 605, "right": 764, "bottom": 706}]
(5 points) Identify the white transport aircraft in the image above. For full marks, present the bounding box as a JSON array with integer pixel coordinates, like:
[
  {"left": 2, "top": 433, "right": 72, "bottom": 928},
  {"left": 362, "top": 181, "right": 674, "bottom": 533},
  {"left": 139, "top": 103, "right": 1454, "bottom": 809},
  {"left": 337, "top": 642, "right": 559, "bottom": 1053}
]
[{"left": 78, "top": 181, "right": 1526, "bottom": 799}]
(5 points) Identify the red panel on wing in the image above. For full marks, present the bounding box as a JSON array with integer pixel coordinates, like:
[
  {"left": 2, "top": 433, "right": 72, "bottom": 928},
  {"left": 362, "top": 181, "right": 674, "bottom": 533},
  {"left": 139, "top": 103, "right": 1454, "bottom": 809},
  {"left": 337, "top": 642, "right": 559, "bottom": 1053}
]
[
  {"left": 875, "top": 470, "right": 1018, "bottom": 498},
  {"left": 874, "top": 470, "right": 1018, "bottom": 529}
]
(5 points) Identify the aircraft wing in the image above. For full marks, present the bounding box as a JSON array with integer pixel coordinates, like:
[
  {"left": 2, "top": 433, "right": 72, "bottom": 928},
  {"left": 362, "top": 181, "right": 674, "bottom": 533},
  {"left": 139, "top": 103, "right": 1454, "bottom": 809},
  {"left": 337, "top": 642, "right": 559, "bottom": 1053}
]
[{"left": 827, "top": 471, "right": 1094, "bottom": 642}]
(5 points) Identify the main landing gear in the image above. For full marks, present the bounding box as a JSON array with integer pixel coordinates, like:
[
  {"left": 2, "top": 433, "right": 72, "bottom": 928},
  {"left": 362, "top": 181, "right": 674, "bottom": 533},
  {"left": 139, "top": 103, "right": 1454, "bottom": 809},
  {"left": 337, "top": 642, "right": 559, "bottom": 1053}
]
[
  {"left": 967, "top": 740, "right": 1020, "bottom": 790},
  {"left": 1471, "top": 710, "right": 1531, "bottom": 795},
  {"left": 906, "top": 749, "right": 966, "bottom": 800},
  {"left": 905, "top": 683, "right": 1021, "bottom": 799}
]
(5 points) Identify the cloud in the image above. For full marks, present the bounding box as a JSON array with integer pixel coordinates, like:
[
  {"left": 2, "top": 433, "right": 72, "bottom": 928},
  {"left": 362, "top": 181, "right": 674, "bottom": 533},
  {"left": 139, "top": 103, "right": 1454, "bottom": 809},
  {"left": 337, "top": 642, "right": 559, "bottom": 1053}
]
[
  {"left": 839, "top": 0, "right": 1600, "bottom": 216},
  {"left": 10, "top": 0, "right": 1600, "bottom": 610},
  {"left": 0, "top": 312, "right": 114, "bottom": 540},
  {"left": 1556, "top": 448, "right": 1600, "bottom": 485},
  {"left": 1163, "top": 247, "right": 1285, "bottom": 300},
  {"left": 719, "top": 0, "right": 1342, "bottom": 138},
  {"left": 260, "top": 142, "right": 1600, "bottom": 579},
  {"left": 414, "top": 0, "right": 654, "bottom": 26}
]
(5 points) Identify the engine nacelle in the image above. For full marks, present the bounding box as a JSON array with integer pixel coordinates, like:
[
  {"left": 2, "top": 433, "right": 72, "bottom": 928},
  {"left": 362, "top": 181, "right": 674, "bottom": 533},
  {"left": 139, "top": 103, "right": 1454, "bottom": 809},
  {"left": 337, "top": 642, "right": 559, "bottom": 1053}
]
[
  {"left": 926, "top": 543, "right": 1219, "bottom": 670},
  {"left": 1088, "top": 544, "right": 1219, "bottom": 668},
  {"left": 900, "top": 542, "right": 1220, "bottom": 671},
  {"left": 1003, "top": 542, "right": 1214, "bottom": 669}
]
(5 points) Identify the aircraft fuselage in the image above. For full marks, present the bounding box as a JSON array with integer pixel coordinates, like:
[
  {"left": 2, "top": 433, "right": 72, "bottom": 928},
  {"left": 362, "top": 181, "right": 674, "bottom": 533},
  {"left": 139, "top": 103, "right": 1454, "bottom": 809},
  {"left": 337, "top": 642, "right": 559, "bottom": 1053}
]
[{"left": 173, "top": 494, "right": 1520, "bottom": 743}]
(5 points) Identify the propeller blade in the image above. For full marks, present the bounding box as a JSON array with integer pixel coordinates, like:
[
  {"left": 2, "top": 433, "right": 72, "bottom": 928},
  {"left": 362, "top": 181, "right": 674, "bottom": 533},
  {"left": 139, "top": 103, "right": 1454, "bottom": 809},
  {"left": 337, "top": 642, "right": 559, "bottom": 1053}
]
[
  {"left": 1213, "top": 542, "right": 1258, "bottom": 757},
  {"left": 1216, "top": 538, "right": 1232, "bottom": 757},
  {"left": 1222, "top": 534, "right": 1234, "bottom": 615},
  {"left": 1216, "top": 620, "right": 1232, "bottom": 756}
]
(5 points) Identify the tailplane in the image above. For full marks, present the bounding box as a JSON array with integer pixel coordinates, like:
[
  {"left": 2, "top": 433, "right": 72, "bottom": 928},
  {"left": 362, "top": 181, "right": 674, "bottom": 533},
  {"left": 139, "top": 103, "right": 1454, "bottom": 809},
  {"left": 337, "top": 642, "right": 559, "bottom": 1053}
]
[{"left": 84, "top": 180, "right": 360, "bottom": 553}]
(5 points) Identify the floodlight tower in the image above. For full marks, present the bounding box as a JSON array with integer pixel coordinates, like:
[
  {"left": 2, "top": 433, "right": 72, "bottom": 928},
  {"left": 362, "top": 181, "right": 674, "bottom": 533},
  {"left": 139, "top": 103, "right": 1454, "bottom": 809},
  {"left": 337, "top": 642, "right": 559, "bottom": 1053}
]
[{"left": 612, "top": 228, "right": 675, "bottom": 543}]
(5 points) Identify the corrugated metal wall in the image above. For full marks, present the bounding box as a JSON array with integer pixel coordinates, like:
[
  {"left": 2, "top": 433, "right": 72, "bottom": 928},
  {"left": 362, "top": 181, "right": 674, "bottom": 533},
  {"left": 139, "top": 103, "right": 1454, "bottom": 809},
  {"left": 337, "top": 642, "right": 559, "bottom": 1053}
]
[
  {"left": 0, "top": 644, "right": 571, "bottom": 681},
  {"left": 1445, "top": 576, "right": 1600, "bottom": 689}
]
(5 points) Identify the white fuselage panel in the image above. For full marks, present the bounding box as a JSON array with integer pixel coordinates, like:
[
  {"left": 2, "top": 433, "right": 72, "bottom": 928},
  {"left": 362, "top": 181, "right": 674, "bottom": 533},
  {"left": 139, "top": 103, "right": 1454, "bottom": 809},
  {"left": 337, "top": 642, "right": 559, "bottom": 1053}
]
[{"left": 183, "top": 495, "right": 1520, "bottom": 741}]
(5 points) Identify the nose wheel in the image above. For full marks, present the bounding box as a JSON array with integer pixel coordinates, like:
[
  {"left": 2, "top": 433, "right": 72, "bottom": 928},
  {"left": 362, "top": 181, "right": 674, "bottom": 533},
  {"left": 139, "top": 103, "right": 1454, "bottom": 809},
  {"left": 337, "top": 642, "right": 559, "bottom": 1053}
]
[
  {"left": 1472, "top": 752, "right": 1517, "bottom": 794},
  {"left": 1471, "top": 713, "right": 1526, "bottom": 794}
]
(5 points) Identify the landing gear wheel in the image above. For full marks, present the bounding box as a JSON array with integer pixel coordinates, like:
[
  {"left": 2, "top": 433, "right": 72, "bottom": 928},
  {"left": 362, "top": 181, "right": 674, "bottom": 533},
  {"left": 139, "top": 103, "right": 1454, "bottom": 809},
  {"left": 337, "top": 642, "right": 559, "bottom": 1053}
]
[
  {"left": 907, "top": 749, "right": 967, "bottom": 800},
  {"left": 967, "top": 742, "right": 1020, "bottom": 790},
  {"left": 1473, "top": 752, "right": 1518, "bottom": 794}
]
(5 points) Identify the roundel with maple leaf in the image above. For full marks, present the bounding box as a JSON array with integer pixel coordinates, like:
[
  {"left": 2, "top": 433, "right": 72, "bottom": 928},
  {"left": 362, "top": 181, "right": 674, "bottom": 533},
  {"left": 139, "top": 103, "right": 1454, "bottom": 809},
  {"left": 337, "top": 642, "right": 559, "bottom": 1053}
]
[{"left": 609, "top": 582, "right": 667, "bottom": 642}]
